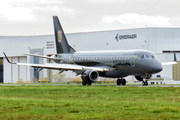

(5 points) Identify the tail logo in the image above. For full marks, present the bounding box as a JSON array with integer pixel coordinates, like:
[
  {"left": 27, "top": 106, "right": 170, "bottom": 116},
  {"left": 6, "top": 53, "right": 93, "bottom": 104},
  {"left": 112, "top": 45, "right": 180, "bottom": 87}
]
[{"left": 58, "top": 30, "right": 62, "bottom": 43}]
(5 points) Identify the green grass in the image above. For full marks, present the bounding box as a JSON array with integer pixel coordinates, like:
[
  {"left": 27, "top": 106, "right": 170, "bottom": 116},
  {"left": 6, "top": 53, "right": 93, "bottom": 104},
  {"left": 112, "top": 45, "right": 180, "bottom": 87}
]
[{"left": 0, "top": 86, "right": 180, "bottom": 119}]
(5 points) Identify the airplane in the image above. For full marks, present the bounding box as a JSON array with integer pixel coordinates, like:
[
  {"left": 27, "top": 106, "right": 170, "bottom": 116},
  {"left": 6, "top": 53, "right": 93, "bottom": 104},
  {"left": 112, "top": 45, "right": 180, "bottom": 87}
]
[{"left": 3, "top": 16, "right": 178, "bottom": 86}]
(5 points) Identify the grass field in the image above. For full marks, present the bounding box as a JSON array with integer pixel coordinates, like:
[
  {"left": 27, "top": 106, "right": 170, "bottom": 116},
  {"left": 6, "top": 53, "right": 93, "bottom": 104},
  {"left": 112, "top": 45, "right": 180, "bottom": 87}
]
[{"left": 0, "top": 85, "right": 180, "bottom": 119}]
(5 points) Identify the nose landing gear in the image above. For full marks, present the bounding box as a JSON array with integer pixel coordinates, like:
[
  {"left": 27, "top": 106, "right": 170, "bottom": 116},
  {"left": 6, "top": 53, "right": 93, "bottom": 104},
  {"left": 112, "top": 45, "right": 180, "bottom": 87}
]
[
  {"left": 81, "top": 76, "right": 92, "bottom": 86},
  {"left": 142, "top": 78, "right": 148, "bottom": 86}
]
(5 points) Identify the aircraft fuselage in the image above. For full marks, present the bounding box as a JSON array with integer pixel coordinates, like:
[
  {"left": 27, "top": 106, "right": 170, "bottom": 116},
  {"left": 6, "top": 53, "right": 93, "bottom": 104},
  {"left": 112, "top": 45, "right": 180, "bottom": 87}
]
[{"left": 54, "top": 49, "right": 163, "bottom": 78}]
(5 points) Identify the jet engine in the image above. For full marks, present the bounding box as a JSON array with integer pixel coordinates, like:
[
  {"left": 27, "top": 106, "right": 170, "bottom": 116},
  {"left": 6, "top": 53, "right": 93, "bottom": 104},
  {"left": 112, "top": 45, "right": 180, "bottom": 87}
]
[
  {"left": 135, "top": 75, "right": 152, "bottom": 81},
  {"left": 83, "top": 70, "right": 99, "bottom": 82}
]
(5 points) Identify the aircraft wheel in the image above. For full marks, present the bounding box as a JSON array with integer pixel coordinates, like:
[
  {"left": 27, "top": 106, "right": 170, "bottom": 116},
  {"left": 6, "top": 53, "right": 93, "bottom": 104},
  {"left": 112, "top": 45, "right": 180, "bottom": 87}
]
[
  {"left": 142, "top": 81, "right": 145, "bottom": 86},
  {"left": 82, "top": 80, "right": 87, "bottom": 86},
  {"left": 142, "top": 80, "right": 148, "bottom": 86},
  {"left": 122, "top": 79, "right": 126, "bottom": 85},
  {"left": 145, "top": 81, "right": 148, "bottom": 86},
  {"left": 117, "top": 79, "right": 121, "bottom": 85},
  {"left": 87, "top": 81, "right": 92, "bottom": 86},
  {"left": 81, "top": 76, "right": 87, "bottom": 86}
]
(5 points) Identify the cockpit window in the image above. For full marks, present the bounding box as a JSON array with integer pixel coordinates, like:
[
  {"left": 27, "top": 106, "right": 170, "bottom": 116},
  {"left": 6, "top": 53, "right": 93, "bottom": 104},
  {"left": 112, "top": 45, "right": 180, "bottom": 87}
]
[
  {"left": 140, "top": 55, "right": 144, "bottom": 58},
  {"left": 152, "top": 55, "right": 155, "bottom": 58},
  {"left": 139, "top": 54, "right": 156, "bottom": 59},
  {"left": 145, "top": 54, "right": 154, "bottom": 59}
]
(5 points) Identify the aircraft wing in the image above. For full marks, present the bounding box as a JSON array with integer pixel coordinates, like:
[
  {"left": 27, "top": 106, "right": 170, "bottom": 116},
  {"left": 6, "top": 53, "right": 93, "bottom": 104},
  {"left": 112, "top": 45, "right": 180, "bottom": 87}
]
[
  {"left": 162, "top": 61, "right": 177, "bottom": 66},
  {"left": 3, "top": 52, "right": 108, "bottom": 72},
  {"left": 16, "top": 63, "right": 109, "bottom": 72},
  {"left": 161, "top": 53, "right": 178, "bottom": 66}
]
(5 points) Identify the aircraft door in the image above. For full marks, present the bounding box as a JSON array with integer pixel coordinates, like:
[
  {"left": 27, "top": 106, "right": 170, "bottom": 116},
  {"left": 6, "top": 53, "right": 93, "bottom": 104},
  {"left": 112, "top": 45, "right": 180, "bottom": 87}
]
[
  {"left": 131, "top": 55, "right": 135, "bottom": 67},
  {"left": 67, "top": 56, "right": 71, "bottom": 64}
]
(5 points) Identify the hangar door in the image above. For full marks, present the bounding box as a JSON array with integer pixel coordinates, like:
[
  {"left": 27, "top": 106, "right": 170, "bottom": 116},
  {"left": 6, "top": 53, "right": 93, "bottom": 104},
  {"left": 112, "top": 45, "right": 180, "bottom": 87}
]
[
  {"left": 0, "top": 58, "right": 3, "bottom": 83},
  {"left": 173, "top": 61, "right": 180, "bottom": 80},
  {"left": 30, "top": 49, "right": 43, "bottom": 83}
]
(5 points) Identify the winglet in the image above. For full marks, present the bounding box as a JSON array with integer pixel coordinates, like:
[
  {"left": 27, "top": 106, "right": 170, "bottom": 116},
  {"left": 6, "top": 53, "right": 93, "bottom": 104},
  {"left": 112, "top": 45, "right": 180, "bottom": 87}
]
[
  {"left": 174, "top": 52, "right": 177, "bottom": 62},
  {"left": 3, "top": 52, "right": 16, "bottom": 64}
]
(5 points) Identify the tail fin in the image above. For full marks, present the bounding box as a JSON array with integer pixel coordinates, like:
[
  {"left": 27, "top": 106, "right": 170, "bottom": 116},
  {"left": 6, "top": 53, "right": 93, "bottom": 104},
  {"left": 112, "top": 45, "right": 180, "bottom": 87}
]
[{"left": 53, "top": 16, "right": 76, "bottom": 54}]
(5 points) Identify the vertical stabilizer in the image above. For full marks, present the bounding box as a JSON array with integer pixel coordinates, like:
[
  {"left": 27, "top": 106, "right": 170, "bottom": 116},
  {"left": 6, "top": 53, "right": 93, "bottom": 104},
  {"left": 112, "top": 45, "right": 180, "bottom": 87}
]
[{"left": 53, "top": 16, "right": 75, "bottom": 54}]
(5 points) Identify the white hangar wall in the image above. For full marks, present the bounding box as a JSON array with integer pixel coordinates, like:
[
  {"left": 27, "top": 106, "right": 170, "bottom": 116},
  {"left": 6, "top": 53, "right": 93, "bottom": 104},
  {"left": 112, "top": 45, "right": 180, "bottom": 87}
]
[
  {"left": 146, "top": 28, "right": 180, "bottom": 80},
  {"left": 0, "top": 36, "right": 56, "bottom": 83},
  {"left": 147, "top": 28, "right": 180, "bottom": 53},
  {"left": 0, "top": 35, "right": 55, "bottom": 57},
  {"left": 66, "top": 28, "right": 147, "bottom": 51},
  {"left": 1, "top": 27, "right": 180, "bottom": 83}
]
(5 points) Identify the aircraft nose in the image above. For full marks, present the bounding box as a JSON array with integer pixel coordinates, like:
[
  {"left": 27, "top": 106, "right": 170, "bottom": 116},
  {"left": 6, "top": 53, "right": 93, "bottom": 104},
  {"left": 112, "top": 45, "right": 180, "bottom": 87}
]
[{"left": 154, "top": 63, "right": 163, "bottom": 73}]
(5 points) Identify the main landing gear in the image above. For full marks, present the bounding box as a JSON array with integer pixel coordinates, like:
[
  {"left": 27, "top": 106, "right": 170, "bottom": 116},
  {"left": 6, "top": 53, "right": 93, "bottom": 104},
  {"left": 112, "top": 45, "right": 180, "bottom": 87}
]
[
  {"left": 116, "top": 78, "right": 126, "bottom": 86},
  {"left": 81, "top": 76, "right": 92, "bottom": 86}
]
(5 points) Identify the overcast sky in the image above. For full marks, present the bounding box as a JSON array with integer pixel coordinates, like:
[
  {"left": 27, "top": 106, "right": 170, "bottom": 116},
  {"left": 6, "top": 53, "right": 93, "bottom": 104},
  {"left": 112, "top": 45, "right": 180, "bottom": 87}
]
[{"left": 1, "top": 0, "right": 180, "bottom": 36}]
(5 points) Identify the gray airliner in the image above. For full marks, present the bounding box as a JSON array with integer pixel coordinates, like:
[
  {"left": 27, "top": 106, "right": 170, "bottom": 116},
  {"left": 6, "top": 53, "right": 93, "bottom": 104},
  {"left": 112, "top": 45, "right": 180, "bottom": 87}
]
[{"left": 3, "top": 16, "right": 177, "bottom": 86}]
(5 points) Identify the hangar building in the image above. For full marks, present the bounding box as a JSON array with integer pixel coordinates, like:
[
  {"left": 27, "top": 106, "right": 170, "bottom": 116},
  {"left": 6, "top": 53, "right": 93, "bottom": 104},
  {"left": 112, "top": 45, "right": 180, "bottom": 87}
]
[{"left": 0, "top": 28, "right": 180, "bottom": 83}]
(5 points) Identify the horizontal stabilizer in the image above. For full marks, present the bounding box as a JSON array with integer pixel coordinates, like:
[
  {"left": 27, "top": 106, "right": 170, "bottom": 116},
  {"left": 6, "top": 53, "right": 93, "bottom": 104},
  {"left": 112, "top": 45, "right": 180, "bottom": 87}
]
[{"left": 24, "top": 53, "right": 62, "bottom": 60}]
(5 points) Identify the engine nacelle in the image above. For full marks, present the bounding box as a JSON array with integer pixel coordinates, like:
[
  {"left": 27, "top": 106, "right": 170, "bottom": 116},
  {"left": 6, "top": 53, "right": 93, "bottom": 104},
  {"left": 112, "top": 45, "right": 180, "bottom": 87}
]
[
  {"left": 83, "top": 70, "right": 99, "bottom": 82},
  {"left": 135, "top": 75, "right": 152, "bottom": 81}
]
